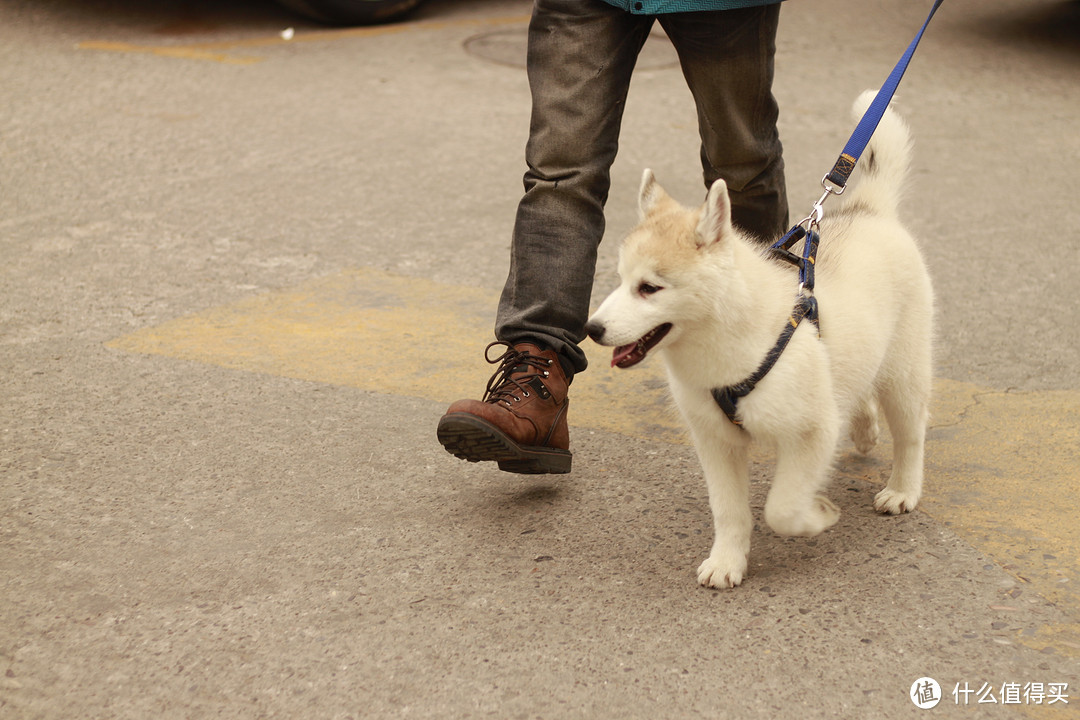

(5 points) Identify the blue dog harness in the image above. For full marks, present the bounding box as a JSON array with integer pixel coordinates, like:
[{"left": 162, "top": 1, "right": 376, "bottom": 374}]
[{"left": 711, "top": 291, "right": 819, "bottom": 427}]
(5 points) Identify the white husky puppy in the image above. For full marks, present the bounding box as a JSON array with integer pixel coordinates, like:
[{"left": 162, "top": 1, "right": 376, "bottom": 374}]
[{"left": 585, "top": 94, "right": 933, "bottom": 588}]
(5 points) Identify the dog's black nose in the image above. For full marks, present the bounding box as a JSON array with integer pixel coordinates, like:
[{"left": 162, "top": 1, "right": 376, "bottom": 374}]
[{"left": 584, "top": 320, "right": 605, "bottom": 342}]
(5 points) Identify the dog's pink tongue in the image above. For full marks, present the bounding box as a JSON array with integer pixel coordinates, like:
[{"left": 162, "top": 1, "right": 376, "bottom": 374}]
[{"left": 611, "top": 343, "right": 637, "bottom": 368}]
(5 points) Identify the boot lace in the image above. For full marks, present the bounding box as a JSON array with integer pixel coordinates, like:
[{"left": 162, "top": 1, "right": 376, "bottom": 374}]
[{"left": 482, "top": 342, "right": 553, "bottom": 406}]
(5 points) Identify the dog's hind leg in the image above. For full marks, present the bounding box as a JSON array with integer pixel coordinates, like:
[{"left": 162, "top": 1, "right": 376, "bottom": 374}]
[
  {"left": 874, "top": 379, "right": 929, "bottom": 514},
  {"left": 850, "top": 395, "right": 880, "bottom": 455},
  {"left": 764, "top": 421, "right": 842, "bottom": 538},
  {"left": 695, "top": 441, "right": 753, "bottom": 589}
]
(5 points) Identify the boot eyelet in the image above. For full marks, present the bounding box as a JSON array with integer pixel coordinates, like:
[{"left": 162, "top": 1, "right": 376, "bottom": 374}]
[
  {"left": 523, "top": 391, "right": 530, "bottom": 398},
  {"left": 543, "top": 371, "right": 550, "bottom": 378}
]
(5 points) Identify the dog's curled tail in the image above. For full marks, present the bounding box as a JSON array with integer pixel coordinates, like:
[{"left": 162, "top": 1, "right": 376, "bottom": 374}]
[{"left": 843, "top": 89, "right": 913, "bottom": 218}]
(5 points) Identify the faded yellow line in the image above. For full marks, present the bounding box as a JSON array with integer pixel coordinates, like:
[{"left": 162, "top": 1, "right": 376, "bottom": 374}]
[
  {"left": 106, "top": 268, "right": 682, "bottom": 443},
  {"left": 77, "top": 41, "right": 263, "bottom": 65},
  {"left": 106, "top": 267, "right": 1080, "bottom": 657},
  {"left": 78, "top": 14, "right": 529, "bottom": 65}
]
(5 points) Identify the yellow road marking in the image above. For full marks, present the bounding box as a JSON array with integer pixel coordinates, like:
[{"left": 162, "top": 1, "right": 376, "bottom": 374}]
[
  {"left": 77, "top": 40, "right": 263, "bottom": 65},
  {"left": 78, "top": 15, "right": 530, "bottom": 65},
  {"left": 107, "top": 267, "right": 1080, "bottom": 656}
]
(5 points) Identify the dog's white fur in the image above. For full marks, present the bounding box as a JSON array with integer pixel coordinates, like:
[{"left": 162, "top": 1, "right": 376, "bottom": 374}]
[{"left": 586, "top": 93, "right": 933, "bottom": 588}]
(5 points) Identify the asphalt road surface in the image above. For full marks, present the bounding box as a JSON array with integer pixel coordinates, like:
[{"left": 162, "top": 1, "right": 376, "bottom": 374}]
[{"left": 2, "top": 0, "right": 1078, "bottom": 718}]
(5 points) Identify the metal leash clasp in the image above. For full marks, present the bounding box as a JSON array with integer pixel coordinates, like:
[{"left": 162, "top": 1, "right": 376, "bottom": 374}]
[
  {"left": 798, "top": 175, "right": 844, "bottom": 234},
  {"left": 788, "top": 175, "right": 843, "bottom": 294}
]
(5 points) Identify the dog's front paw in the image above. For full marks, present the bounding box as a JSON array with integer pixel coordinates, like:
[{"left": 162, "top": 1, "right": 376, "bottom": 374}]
[
  {"left": 816, "top": 495, "right": 842, "bottom": 529},
  {"left": 874, "top": 487, "right": 919, "bottom": 515},
  {"left": 766, "top": 495, "right": 841, "bottom": 537},
  {"left": 697, "top": 550, "right": 748, "bottom": 589}
]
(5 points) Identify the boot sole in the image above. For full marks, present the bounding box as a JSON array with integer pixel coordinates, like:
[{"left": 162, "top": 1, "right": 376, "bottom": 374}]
[{"left": 436, "top": 413, "right": 572, "bottom": 475}]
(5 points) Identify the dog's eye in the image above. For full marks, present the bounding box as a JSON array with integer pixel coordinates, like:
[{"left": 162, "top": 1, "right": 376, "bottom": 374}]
[{"left": 638, "top": 282, "right": 662, "bottom": 297}]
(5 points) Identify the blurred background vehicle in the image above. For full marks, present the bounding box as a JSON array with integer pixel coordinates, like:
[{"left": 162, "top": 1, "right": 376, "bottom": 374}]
[{"left": 274, "top": 0, "right": 427, "bottom": 24}]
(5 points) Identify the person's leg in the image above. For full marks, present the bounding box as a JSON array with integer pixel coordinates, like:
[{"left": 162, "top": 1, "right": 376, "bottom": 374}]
[
  {"left": 660, "top": 4, "right": 788, "bottom": 242},
  {"left": 495, "top": 0, "right": 653, "bottom": 377},
  {"left": 439, "top": 1, "right": 652, "bottom": 473}
]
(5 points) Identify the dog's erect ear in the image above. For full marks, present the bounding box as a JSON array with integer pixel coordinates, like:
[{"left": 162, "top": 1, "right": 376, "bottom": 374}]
[
  {"left": 639, "top": 168, "right": 668, "bottom": 219},
  {"left": 696, "top": 178, "right": 733, "bottom": 247}
]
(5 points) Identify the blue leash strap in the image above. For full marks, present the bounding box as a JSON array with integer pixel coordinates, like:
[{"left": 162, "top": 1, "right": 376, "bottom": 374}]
[{"left": 825, "top": 0, "right": 945, "bottom": 189}]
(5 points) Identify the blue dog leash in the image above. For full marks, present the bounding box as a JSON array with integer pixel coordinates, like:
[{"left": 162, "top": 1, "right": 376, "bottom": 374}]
[
  {"left": 825, "top": 0, "right": 946, "bottom": 192},
  {"left": 774, "top": 0, "right": 946, "bottom": 263},
  {"left": 713, "top": 0, "right": 945, "bottom": 428}
]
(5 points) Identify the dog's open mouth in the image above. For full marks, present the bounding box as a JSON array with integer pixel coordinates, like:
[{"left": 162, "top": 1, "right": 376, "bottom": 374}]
[{"left": 611, "top": 323, "right": 672, "bottom": 369}]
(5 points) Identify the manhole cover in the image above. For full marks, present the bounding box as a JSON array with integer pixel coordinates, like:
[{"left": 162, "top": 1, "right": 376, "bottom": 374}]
[{"left": 464, "top": 28, "right": 679, "bottom": 70}]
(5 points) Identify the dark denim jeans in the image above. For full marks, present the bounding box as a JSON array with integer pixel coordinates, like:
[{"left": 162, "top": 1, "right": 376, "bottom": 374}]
[{"left": 495, "top": 0, "right": 787, "bottom": 377}]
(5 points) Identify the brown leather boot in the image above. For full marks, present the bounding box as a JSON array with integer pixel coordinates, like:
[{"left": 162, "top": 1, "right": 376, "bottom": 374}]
[{"left": 437, "top": 342, "right": 571, "bottom": 474}]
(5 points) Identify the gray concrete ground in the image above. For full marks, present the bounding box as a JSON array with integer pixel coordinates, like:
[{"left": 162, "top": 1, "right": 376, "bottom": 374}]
[{"left": 2, "top": 0, "right": 1079, "bottom": 718}]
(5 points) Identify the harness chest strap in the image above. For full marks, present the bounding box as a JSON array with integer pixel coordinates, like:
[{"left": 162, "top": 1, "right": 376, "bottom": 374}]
[{"left": 711, "top": 294, "right": 819, "bottom": 427}]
